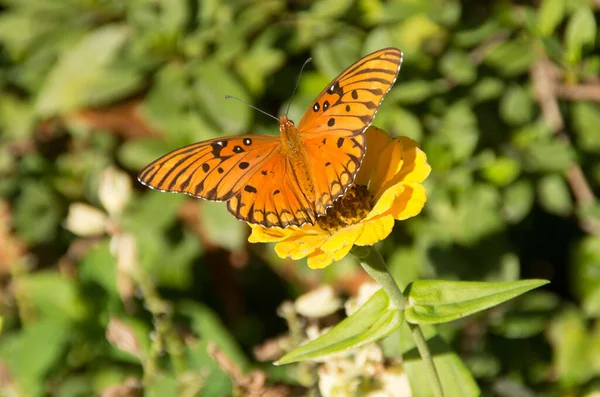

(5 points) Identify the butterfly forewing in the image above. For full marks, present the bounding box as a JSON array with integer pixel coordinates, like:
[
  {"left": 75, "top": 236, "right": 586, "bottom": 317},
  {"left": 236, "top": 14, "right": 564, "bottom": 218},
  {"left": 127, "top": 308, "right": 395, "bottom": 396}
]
[
  {"left": 138, "top": 135, "right": 280, "bottom": 201},
  {"left": 297, "top": 48, "right": 403, "bottom": 138}
]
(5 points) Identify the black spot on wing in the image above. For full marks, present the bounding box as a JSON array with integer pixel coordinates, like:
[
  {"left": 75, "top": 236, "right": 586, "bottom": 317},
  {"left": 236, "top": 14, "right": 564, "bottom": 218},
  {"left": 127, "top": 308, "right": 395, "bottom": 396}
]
[
  {"left": 239, "top": 162, "right": 250, "bottom": 169},
  {"left": 244, "top": 185, "right": 257, "bottom": 193},
  {"left": 337, "top": 138, "right": 344, "bottom": 148}
]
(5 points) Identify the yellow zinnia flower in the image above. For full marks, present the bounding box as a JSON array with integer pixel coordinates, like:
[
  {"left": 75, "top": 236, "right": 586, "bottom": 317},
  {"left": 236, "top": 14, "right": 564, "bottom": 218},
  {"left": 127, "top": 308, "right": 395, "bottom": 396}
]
[{"left": 248, "top": 127, "right": 431, "bottom": 269}]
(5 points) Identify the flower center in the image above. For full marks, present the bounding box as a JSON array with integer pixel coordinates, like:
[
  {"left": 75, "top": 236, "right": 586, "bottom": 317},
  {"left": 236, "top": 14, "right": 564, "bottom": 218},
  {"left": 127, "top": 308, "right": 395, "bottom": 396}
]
[{"left": 317, "top": 184, "right": 373, "bottom": 231}]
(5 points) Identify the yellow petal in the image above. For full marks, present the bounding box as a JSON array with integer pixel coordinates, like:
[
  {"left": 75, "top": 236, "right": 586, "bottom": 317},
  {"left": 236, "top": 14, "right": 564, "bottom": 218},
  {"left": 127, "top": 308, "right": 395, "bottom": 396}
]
[
  {"left": 356, "top": 127, "right": 391, "bottom": 185},
  {"left": 320, "top": 224, "right": 362, "bottom": 253},
  {"left": 367, "top": 184, "right": 406, "bottom": 219},
  {"left": 386, "top": 141, "right": 431, "bottom": 187},
  {"left": 370, "top": 139, "right": 404, "bottom": 197},
  {"left": 274, "top": 234, "right": 326, "bottom": 258},
  {"left": 307, "top": 249, "right": 335, "bottom": 269},
  {"left": 389, "top": 183, "right": 427, "bottom": 220},
  {"left": 355, "top": 215, "right": 395, "bottom": 245},
  {"left": 248, "top": 225, "right": 295, "bottom": 243}
]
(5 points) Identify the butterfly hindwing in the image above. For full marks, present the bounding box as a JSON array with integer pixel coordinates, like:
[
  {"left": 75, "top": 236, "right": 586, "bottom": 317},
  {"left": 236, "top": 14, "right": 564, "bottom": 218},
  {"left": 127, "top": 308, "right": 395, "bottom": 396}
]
[
  {"left": 138, "top": 135, "right": 280, "bottom": 201},
  {"left": 227, "top": 155, "right": 318, "bottom": 228},
  {"left": 304, "top": 134, "right": 366, "bottom": 214},
  {"left": 297, "top": 48, "right": 403, "bottom": 138}
]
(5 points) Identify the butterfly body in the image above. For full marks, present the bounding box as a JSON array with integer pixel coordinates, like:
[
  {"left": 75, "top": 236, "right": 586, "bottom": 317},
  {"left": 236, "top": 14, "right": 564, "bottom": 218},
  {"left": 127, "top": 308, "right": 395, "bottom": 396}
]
[{"left": 139, "top": 48, "right": 403, "bottom": 228}]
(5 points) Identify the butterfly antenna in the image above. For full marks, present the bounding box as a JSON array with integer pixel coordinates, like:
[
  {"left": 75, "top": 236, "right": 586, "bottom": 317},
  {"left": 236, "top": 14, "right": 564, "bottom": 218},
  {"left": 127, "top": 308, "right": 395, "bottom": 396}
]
[
  {"left": 224, "top": 95, "right": 280, "bottom": 122},
  {"left": 285, "top": 57, "right": 312, "bottom": 116}
]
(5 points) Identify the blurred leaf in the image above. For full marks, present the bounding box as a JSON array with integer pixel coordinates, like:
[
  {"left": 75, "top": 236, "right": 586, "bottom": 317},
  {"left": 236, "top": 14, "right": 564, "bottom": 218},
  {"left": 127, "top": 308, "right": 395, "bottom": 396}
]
[
  {"left": 524, "top": 140, "right": 575, "bottom": 172},
  {"left": 454, "top": 19, "right": 501, "bottom": 47},
  {"left": 278, "top": 289, "right": 403, "bottom": 364},
  {"left": 564, "top": 6, "right": 596, "bottom": 64},
  {"left": 491, "top": 291, "right": 559, "bottom": 338},
  {"left": 389, "top": 79, "right": 438, "bottom": 104},
  {"left": 439, "top": 50, "right": 476, "bottom": 85},
  {"left": 471, "top": 77, "right": 504, "bottom": 102},
  {"left": 310, "top": 0, "right": 353, "bottom": 19},
  {"left": 537, "top": 0, "right": 566, "bottom": 36},
  {"left": 537, "top": 174, "right": 573, "bottom": 216},
  {"left": 583, "top": 287, "right": 600, "bottom": 317},
  {"left": 146, "top": 375, "right": 179, "bottom": 397},
  {"left": 481, "top": 156, "right": 521, "bottom": 187},
  {"left": 572, "top": 102, "right": 600, "bottom": 152},
  {"left": 0, "top": 319, "right": 70, "bottom": 397},
  {"left": 36, "top": 24, "right": 131, "bottom": 116},
  {"left": 405, "top": 279, "right": 549, "bottom": 324},
  {"left": 193, "top": 61, "right": 251, "bottom": 135},
  {"left": 14, "top": 182, "right": 63, "bottom": 244},
  {"left": 499, "top": 84, "right": 534, "bottom": 126},
  {"left": 200, "top": 201, "right": 246, "bottom": 251},
  {"left": 549, "top": 308, "right": 596, "bottom": 387},
  {"left": 313, "top": 34, "right": 362, "bottom": 80},
  {"left": 571, "top": 235, "right": 600, "bottom": 301},
  {"left": 181, "top": 301, "right": 249, "bottom": 371},
  {"left": 395, "top": 325, "right": 480, "bottom": 397},
  {"left": 18, "top": 271, "right": 87, "bottom": 323},
  {"left": 79, "top": 240, "right": 118, "bottom": 297},
  {"left": 484, "top": 38, "right": 535, "bottom": 76},
  {"left": 502, "top": 180, "right": 535, "bottom": 223},
  {"left": 439, "top": 102, "right": 479, "bottom": 162}
]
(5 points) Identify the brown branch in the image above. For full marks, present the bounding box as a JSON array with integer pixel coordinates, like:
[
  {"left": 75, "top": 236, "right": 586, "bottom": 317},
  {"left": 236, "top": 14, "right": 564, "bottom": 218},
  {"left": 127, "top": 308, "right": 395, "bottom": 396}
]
[
  {"left": 207, "top": 342, "right": 295, "bottom": 397},
  {"left": 530, "top": 56, "right": 600, "bottom": 234},
  {"left": 557, "top": 83, "right": 600, "bottom": 102}
]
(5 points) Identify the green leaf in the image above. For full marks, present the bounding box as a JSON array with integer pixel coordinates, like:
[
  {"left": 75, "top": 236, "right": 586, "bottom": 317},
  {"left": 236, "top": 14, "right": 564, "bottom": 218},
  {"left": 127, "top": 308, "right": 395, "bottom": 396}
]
[
  {"left": 570, "top": 235, "right": 600, "bottom": 300},
  {"left": 471, "top": 77, "right": 504, "bottom": 102},
  {"left": 405, "top": 279, "right": 549, "bottom": 324},
  {"left": 502, "top": 180, "right": 535, "bottom": 223},
  {"left": 537, "top": 0, "right": 566, "bottom": 36},
  {"left": 14, "top": 182, "right": 63, "bottom": 244},
  {"left": 180, "top": 301, "right": 249, "bottom": 371},
  {"left": 524, "top": 139, "right": 575, "bottom": 172},
  {"left": 439, "top": 50, "right": 476, "bottom": 84},
  {"left": 200, "top": 201, "right": 246, "bottom": 251},
  {"left": 537, "top": 174, "right": 573, "bottom": 216},
  {"left": 480, "top": 156, "right": 521, "bottom": 187},
  {"left": 389, "top": 80, "right": 437, "bottom": 104},
  {"left": 313, "top": 34, "right": 362, "bottom": 80},
  {"left": 36, "top": 24, "right": 130, "bottom": 116},
  {"left": 549, "top": 309, "right": 596, "bottom": 387},
  {"left": 193, "top": 61, "right": 251, "bottom": 135},
  {"left": 572, "top": 102, "right": 600, "bottom": 152},
  {"left": 499, "top": 84, "right": 534, "bottom": 126},
  {"left": 391, "top": 325, "right": 480, "bottom": 396},
  {"left": 564, "top": 6, "right": 596, "bottom": 64},
  {"left": 278, "top": 289, "right": 403, "bottom": 364},
  {"left": 484, "top": 38, "right": 535, "bottom": 76},
  {"left": 0, "top": 319, "right": 70, "bottom": 397},
  {"left": 18, "top": 271, "right": 87, "bottom": 323}
]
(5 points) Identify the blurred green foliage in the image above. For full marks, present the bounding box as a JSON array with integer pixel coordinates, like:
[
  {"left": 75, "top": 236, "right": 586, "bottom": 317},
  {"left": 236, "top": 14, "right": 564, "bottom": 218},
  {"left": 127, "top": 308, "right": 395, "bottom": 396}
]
[{"left": 0, "top": 0, "right": 599, "bottom": 396}]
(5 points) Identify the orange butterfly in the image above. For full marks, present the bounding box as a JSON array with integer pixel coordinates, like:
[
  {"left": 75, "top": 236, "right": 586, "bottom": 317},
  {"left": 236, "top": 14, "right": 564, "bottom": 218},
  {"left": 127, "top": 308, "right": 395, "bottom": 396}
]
[{"left": 138, "top": 48, "right": 403, "bottom": 228}]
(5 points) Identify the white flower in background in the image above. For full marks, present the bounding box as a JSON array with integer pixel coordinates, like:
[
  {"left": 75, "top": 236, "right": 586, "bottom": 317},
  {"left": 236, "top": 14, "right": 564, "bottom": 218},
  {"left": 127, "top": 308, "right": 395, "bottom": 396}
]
[
  {"left": 295, "top": 285, "right": 342, "bottom": 318},
  {"left": 99, "top": 166, "right": 132, "bottom": 218},
  {"left": 345, "top": 282, "right": 382, "bottom": 316},
  {"left": 64, "top": 203, "right": 108, "bottom": 236}
]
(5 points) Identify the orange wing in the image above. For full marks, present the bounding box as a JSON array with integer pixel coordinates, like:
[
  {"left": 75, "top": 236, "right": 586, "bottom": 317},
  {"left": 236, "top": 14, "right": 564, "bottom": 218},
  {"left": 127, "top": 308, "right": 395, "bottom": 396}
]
[
  {"left": 138, "top": 135, "right": 318, "bottom": 227},
  {"left": 297, "top": 48, "right": 403, "bottom": 138},
  {"left": 297, "top": 48, "right": 403, "bottom": 214},
  {"left": 138, "top": 135, "right": 281, "bottom": 201}
]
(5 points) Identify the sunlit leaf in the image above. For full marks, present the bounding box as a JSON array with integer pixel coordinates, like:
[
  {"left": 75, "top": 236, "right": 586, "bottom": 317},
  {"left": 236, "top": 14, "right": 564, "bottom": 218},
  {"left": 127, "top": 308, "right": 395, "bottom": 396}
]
[
  {"left": 405, "top": 279, "right": 549, "bottom": 324},
  {"left": 278, "top": 289, "right": 403, "bottom": 364}
]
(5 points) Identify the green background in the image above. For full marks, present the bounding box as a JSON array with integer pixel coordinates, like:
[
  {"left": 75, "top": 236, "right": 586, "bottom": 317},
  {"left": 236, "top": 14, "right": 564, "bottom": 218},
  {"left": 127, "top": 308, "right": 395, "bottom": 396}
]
[{"left": 0, "top": 0, "right": 599, "bottom": 395}]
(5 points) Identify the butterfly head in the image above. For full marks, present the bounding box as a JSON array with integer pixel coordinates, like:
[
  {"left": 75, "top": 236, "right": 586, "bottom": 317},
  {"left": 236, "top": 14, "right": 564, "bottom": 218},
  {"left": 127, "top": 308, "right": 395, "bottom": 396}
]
[{"left": 279, "top": 114, "right": 295, "bottom": 131}]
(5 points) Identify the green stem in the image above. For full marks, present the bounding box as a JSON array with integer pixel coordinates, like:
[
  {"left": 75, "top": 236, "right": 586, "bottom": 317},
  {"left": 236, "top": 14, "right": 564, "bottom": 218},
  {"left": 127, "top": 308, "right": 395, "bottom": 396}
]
[{"left": 351, "top": 246, "right": 444, "bottom": 397}]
